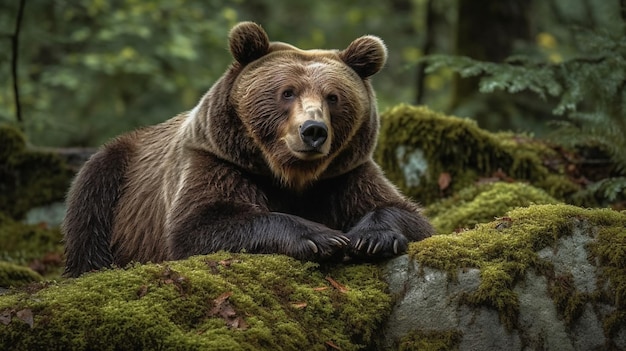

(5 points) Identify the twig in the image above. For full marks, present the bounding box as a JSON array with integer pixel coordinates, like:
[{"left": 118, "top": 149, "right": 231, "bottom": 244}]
[{"left": 11, "top": 0, "right": 27, "bottom": 128}]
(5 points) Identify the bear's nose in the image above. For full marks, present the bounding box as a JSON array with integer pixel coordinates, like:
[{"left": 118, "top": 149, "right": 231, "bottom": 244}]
[{"left": 300, "top": 120, "right": 328, "bottom": 149}]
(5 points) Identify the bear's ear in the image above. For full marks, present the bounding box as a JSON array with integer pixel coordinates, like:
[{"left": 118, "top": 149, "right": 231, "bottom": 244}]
[
  {"left": 340, "top": 35, "right": 388, "bottom": 78},
  {"left": 229, "top": 22, "right": 271, "bottom": 65}
]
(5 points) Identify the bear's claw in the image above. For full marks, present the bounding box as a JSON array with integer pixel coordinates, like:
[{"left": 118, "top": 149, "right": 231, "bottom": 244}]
[
  {"left": 346, "top": 229, "right": 408, "bottom": 259},
  {"left": 300, "top": 233, "right": 349, "bottom": 261},
  {"left": 306, "top": 239, "right": 319, "bottom": 254}
]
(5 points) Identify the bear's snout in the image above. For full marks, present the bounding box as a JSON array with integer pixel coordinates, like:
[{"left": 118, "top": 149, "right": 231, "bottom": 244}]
[{"left": 300, "top": 120, "right": 328, "bottom": 149}]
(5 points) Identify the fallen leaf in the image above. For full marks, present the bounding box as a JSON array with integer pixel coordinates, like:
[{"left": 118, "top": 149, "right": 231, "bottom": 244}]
[
  {"left": 492, "top": 168, "right": 515, "bottom": 182},
  {"left": 205, "top": 260, "right": 219, "bottom": 274},
  {"left": 438, "top": 172, "right": 452, "bottom": 191},
  {"left": 209, "top": 294, "right": 235, "bottom": 318},
  {"left": 495, "top": 217, "right": 513, "bottom": 230},
  {"left": 228, "top": 316, "right": 249, "bottom": 330},
  {"left": 325, "top": 276, "right": 349, "bottom": 293},
  {"left": 291, "top": 302, "right": 308, "bottom": 309},
  {"left": 325, "top": 340, "right": 342, "bottom": 350},
  {"left": 209, "top": 291, "right": 248, "bottom": 330},
  {"left": 212, "top": 291, "right": 233, "bottom": 307},
  {"left": 160, "top": 266, "right": 190, "bottom": 295},
  {"left": 0, "top": 310, "right": 12, "bottom": 325},
  {"left": 219, "top": 258, "right": 241, "bottom": 267},
  {"left": 313, "top": 286, "right": 328, "bottom": 292},
  {"left": 16, "top": 309, "right": 33, "bottom": 328},
  {"left": 137, "top": 284, "right": 149, "bottom": 298}
]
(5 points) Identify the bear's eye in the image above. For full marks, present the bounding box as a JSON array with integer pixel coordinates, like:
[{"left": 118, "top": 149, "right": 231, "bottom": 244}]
[
  {"left": 326, "top": 94, "right": 339, "bottom": 105},
  {"left": 281, "top": 89, "right": 295, "bottom": 100}
]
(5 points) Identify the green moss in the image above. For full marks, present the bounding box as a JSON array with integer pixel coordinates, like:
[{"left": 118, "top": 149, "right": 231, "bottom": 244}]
[
  {"left": 374, "top": 105, "right": 579, "bottom": 205},
  {"left": 426, "top": 182, "right": 561, "bottom": 233},
  {"left": 409, "top": 204, "right": 626, "bottom": 331},
  {"left": 547, "top": 272, "right": 588, "bottom": 326},
  {"left": 398, "top": 329, "right": 463, "bottom": 351},
  {"left": 0, "top": 124, "right": 73, "bottom": 219},
  {"left": 0, "top": 124, "right": 27, "bottom": 161},
  {"left": 588, "top": 225, "right": 626, "bottom": 337},
  {"left": 324, "top": 263, "right": 392, "bottom": 346},
  {"left": 0, "top": 253, "right": 391, "bottom": 351},
  {"left": 0, "top": 213, "right": 64, "bottom": 277},
  {"left": 0, "top": 261, "right": 43, "bottom": 288}
]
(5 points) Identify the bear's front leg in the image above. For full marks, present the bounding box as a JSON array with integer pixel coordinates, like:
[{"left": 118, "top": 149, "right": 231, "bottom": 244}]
[
  {"left": 333, "top": 161, "right": 435, "bottom": 260},
  {"left": 167, "top": 202, "right": 350, "bottom": 262},
  {"left": 345, "top": 207, "right": 433, "bottom": 259}
]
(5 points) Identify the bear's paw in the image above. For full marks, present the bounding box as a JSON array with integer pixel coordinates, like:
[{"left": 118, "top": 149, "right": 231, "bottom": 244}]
[
  {"left": 346, "top": 227, "right": 409, "bottom": 260},
  {"left": 293, "top": 230, "right": 350, "bottom": 262}
]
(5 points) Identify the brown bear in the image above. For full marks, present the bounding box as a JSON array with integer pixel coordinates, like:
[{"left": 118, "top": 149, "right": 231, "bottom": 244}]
[{"left": 62, "top": 22, "right": 434, "bottom": 277}]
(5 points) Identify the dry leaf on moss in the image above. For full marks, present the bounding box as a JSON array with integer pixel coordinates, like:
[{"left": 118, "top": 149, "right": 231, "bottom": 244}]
[
  {"left": 16, "top": 308, "right": 33, "bottom": 328},
  {"left": 0, "top": 309, "right": 12, "bottom": 325},
  {"left": 209, "top": 291, "right": 249, "bottom": 330},
  {"left": 325, "top": 276, "right": 349, "bottom": 293}
]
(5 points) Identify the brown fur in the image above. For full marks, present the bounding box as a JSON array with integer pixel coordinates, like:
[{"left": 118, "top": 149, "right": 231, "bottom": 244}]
[{"left": 63, "top": 22, "right": 434, "bottom": 277}]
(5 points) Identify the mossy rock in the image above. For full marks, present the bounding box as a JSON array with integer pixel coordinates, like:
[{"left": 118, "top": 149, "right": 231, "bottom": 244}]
[
  {"left": 0, "top": 213, "right": 64, "bottom": 278},
  {"left": 374, "top": 105, "right": 579, "bottom": 205},
  {"left": 426, "top": 181, "right": 561, "bottom": 234},
  {"left": 398, "top": 329, "right": 463, "bottom": 351},
  {"left": 0, "top": 262, "right": 42, "bottom": 288},
  {"left": 0, "top": 253, "right": 391, "bottom": 351},
  {"left": 0, "top": 124, "right": 73, "bottom": 219},
  {"left": 409, "top": 204, "right": 626, "bottom": 334}
]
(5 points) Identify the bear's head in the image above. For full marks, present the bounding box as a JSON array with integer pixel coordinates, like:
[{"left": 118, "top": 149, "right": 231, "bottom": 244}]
[{"left": 189, "top": 22, "right": 387, "bottom": 190}]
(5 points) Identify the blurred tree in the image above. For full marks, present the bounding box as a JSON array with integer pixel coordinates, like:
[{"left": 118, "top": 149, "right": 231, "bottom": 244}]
[
  {"left": 0, "top": 0, "right": 426, "bottom": 147},
  {"left": 449, "top": 0, "right": 533, "bottom": 127},
  {"left": 1, "top": 0, "right": 237, "bottom": 146},
  {"left": 421, "top": 0, "right": 626, "bottom": 205}
]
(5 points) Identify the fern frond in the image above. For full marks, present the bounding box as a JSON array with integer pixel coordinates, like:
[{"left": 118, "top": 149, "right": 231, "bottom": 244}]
[{"left": 575, "top": 177, "right": 626, "bottom": 202}]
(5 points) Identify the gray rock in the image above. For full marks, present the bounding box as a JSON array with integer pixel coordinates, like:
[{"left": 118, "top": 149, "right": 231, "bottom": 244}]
[
  {"left": 24, "top": 201, "right": 66, "bottom": 228},
  {"left": 381, "top": 219, "right": 615, "bottom": 350}
]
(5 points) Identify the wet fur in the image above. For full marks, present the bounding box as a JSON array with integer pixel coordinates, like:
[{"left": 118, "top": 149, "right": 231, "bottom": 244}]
[{"left": 63, "top": 22, "right": 434, "bottom": 277}]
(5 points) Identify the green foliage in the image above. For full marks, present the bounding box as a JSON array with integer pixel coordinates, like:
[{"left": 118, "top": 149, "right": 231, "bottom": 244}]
[
  {"left": 0, "top": 253, "right": 391, "bottom": 351},
  {"left": 0, "top": 1, "right": 237, "bottom": 146},
  {"left": 422, "top": 25, "right": 626, "bottom": 204}
]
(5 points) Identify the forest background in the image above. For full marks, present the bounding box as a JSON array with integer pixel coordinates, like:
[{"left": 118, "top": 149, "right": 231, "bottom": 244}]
[{"left": 1, "top": 0, "right": 625, "bottom": 204}]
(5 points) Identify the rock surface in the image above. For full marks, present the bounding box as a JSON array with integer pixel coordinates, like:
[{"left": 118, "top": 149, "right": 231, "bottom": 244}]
[{"left": 382, "top": 205, "right": 626, "bottom": 350}]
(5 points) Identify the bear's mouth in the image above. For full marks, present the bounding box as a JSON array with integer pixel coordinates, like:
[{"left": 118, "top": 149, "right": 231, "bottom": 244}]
[
  {"left": 292, "top": 148, "right": 327, "bottom": 160},
  {"left": 282, "top": 133, "right": 331, "bottom": 161}
]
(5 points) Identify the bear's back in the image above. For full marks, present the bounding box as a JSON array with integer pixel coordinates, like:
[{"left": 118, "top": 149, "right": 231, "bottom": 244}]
[{"left": 109, "top": 115, "right": 186, "bottom": 265}]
